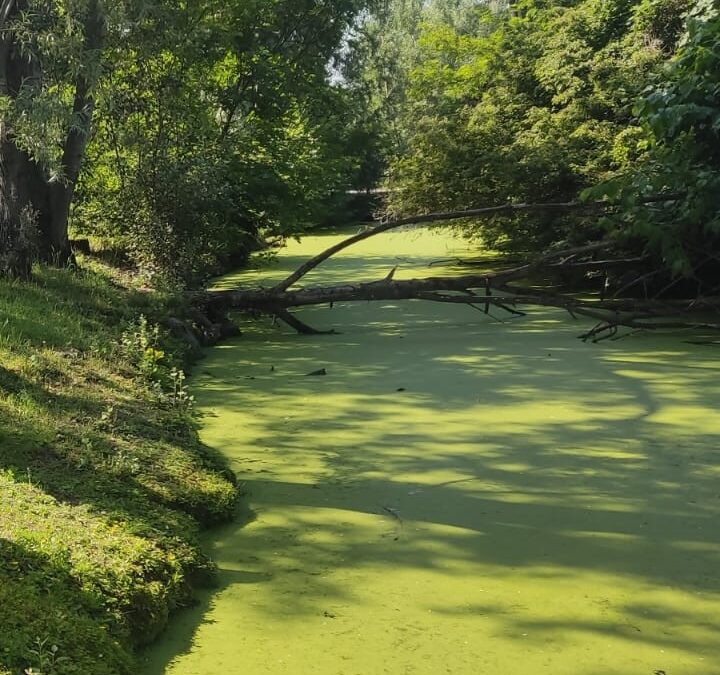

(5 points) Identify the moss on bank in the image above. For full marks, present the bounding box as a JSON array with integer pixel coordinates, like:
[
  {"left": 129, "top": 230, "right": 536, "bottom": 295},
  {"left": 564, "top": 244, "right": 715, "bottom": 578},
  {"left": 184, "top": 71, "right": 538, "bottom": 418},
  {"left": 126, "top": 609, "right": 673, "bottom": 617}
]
[{"left": 0, "top": 262, "right": 238, "bottom": 675}]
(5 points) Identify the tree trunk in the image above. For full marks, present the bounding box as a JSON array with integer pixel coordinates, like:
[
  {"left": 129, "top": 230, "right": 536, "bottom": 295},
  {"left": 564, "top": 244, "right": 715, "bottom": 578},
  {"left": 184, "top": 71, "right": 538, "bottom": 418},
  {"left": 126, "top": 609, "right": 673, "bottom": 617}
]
[
  {"left": 194, "top": 202, "right": 719, "bottom": 340},
  {"left": 0, "top": 1, "right": 45, "bottom": 276},
  {"left": 0, "top": 136, "right": 52, "bottom": 278},
  {"left": 48, "top": 0, "right": 104, "bottom": 263},
  {"left": 0, "top": 0, "right": 103, "bottom": 277}
]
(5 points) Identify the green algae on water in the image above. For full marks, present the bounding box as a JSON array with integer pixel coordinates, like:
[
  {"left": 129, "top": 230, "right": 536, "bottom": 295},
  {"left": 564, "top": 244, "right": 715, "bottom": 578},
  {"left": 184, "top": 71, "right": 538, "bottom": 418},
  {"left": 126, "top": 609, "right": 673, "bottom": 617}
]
[{"left": 142, "top": 229, "right": 720, "bottom": 675}]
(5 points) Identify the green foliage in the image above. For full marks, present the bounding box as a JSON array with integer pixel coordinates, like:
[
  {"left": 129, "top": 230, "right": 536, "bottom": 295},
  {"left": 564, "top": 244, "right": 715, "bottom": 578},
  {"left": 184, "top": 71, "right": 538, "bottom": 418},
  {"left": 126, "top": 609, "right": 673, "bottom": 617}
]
[
  {"left": 10, "top": 0, "right": 710, "bottom": 285},
  {"left": 592, "top": 6, "right": 720, "bottom": 275},
  {"left": 70, "top": 0, "right": 367, "bottom": 285},
  {"left": 0, "top": 0, "right": 388, "bottom": 282},
  {"left": 375, "top": 0, "right": 692, "bottom": 252},
  {"left": 346, "top": 0, "right": 720, "bottom": 277},
  {"left": 0, "top": 262, "right": 237, "bottom": 675},
  {"left": 339, "top": 0, "right": 497, "bottom": 185},
  {"left": 120, "top": 315, "right": 164, "bottom": 379},
  {"left": 162, "top": 367, "right": 195, "bottom": 415},
  {"left": 0, "top": 0, "right": 103, "bottom": 179}
]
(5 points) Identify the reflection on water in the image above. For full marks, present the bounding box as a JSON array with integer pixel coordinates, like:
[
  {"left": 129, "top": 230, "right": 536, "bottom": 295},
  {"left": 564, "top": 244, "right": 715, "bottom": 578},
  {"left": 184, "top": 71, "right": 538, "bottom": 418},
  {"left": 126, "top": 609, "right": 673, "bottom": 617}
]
[{"left": 142, "top": 228, "right": 720, "bottom": 675}]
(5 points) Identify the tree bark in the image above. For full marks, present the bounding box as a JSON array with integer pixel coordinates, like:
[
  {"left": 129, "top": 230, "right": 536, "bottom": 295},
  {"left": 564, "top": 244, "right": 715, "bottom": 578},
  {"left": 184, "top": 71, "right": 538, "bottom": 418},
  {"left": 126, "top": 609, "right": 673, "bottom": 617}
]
[
  {"left": 0, "top": 0, "right": 103, "bottom": 277},
  {"left": 200, "top": 269, "right": 720, "bottom": 339},
  {"left": 48, "top": 0, "right": 104, "bottom": 262},
  {"left": 195, "top": 200, "right": 718, "bottom": 340},
  {"left": 0, "top": 0, "right": 46, "bottom": 277}
]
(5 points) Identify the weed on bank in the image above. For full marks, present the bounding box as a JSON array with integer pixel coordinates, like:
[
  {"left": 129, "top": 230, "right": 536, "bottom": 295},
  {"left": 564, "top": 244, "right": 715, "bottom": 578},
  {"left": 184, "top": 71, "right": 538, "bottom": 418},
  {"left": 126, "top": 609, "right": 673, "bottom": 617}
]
[{"left": 0, "top": 263, "right": 237, "bottom": 674}]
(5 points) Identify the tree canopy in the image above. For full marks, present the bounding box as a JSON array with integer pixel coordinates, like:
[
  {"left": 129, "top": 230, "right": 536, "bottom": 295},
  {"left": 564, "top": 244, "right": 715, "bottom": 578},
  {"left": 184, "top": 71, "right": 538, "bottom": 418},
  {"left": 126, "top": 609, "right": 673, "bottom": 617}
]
[
  {"left": 0, "top": 0, "right": 718, "bottom": 291},
  {"left": 0, "top": 0, "right": 369, "bottom": 283}
]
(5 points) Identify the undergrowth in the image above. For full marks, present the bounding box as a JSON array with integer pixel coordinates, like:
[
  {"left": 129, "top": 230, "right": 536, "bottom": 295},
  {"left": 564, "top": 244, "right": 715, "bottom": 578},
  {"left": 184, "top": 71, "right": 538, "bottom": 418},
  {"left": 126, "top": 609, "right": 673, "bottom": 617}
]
[{"left": 0, "top": 260, "right": 238, "bottom": 674}]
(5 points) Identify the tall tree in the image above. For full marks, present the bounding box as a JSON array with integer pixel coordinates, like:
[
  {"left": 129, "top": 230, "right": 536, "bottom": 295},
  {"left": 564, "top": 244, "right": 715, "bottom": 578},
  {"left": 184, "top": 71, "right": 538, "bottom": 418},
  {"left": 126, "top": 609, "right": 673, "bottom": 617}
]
[
  {"left": 348, "top": 0, "right": 694, "bottom": 254},
  {"left": 0, "top": 0, "right": 104, "bottom": 278},
  {"left": 0, "top": 0, "right": 368, "bottom": 282}
]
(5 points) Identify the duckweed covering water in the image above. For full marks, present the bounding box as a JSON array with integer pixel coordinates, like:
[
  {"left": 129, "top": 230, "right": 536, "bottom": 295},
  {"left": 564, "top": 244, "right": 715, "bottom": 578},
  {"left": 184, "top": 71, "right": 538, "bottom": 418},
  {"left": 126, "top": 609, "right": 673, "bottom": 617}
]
[{"left": 144, "top": 229, "right": 720, "bottom": 675}]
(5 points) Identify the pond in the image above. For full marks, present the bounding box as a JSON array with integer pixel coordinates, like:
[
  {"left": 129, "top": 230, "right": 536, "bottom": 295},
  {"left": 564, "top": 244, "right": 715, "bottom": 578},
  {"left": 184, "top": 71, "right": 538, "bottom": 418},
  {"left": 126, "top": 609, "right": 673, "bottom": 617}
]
[{"left": 142, "top": 227, "right": 720, "bottom": 674}]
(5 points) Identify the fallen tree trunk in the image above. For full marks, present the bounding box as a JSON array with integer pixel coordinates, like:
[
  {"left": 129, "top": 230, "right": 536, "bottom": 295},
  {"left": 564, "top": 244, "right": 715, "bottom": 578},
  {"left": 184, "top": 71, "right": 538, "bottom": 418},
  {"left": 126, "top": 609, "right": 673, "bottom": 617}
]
[
  {"left": 198, "top": 268, "right": 720, "bottom": 341},
  {"left": 193, "top": 197, "right": 719, "bottom": 341}
]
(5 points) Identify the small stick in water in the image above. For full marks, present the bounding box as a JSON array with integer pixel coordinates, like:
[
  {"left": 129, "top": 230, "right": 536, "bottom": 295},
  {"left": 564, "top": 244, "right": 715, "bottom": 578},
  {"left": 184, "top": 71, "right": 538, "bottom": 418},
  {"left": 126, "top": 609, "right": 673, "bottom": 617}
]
[{"left": 381, "top": 505, "right": 403, "bottom": 541}]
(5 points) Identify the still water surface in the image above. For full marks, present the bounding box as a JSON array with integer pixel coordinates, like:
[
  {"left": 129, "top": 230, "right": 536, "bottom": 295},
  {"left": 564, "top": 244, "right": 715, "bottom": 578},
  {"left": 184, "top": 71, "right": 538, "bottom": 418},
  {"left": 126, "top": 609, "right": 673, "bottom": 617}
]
[{"left": 142, "top": 228, "right": 720, "bottom": 674}]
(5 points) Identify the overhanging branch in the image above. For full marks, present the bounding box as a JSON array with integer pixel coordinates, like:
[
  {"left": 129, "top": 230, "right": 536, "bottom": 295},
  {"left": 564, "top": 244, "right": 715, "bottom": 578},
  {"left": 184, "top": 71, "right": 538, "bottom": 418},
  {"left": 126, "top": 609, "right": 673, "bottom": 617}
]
[
  {"left": 272, "top": 193, "right": 683, "bottom": 293},
  {"left": 194, "top": 194, "right": 711, "bottom": 340}
]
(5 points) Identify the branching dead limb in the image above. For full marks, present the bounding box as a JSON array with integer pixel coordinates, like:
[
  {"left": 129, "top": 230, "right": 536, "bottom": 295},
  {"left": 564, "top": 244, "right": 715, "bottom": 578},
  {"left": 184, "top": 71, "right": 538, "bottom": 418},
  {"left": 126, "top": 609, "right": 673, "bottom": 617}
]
[
  {"left": 272, "top": 194, "right": 681, "bottom": 293},
  {"left": 271, "top": 307, "right": 336, "bottom": 335},
  {"left": 194, "top": 194, "right": 717, "bottom": 339}
]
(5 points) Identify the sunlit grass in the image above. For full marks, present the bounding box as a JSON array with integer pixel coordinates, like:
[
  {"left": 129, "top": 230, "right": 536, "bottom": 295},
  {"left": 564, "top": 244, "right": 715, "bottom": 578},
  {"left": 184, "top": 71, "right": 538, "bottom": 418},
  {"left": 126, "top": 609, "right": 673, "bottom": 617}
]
[{"left": 0, "top": 263, "right": 237, "bottom": 675}]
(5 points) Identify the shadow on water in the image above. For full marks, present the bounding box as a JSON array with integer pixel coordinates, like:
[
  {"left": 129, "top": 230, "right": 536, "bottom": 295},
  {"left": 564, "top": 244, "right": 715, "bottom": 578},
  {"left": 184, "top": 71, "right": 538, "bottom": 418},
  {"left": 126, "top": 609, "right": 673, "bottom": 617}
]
[
  {"left": 139, "top": 500, "right": 259, "bottom": 674},
  {"left": 143, "top": 229, "right": 720, "bottom": 674}
]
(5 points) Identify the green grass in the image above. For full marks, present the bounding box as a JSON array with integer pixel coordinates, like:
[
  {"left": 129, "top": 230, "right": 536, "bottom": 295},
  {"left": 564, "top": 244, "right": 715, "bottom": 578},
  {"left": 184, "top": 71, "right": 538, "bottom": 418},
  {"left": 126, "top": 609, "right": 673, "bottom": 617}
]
[{"left": 0, "top": 262, "right": 238, "bottom": 675}]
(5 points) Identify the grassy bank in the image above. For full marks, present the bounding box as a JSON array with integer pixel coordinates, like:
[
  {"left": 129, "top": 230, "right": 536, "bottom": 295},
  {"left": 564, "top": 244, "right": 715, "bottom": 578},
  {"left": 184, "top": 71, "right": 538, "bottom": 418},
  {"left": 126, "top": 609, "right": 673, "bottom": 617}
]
[{"left": 0, "top": 262, "right": 238, "bottom": 675}]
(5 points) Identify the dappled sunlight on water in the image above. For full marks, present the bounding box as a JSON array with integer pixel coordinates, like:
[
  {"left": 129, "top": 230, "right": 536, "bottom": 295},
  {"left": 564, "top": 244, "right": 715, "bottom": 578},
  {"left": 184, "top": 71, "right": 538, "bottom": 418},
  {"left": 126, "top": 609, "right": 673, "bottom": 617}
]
[{"left": 143, "top": 228, "right": 720, "bottom": 675}]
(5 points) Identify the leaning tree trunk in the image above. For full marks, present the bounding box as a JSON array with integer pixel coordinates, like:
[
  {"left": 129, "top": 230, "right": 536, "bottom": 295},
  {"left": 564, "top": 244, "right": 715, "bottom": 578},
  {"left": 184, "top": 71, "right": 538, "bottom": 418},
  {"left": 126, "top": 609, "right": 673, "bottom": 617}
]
[{"left": 48, "top": 0, "right": 104, "bottom": 262}]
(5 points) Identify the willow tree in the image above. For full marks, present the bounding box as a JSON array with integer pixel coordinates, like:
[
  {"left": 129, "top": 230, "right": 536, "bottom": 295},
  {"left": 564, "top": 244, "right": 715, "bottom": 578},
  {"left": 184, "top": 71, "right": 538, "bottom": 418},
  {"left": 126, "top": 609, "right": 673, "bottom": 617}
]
[{"left": 0, "top": 0, "right": 106, "bottom": 278}]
